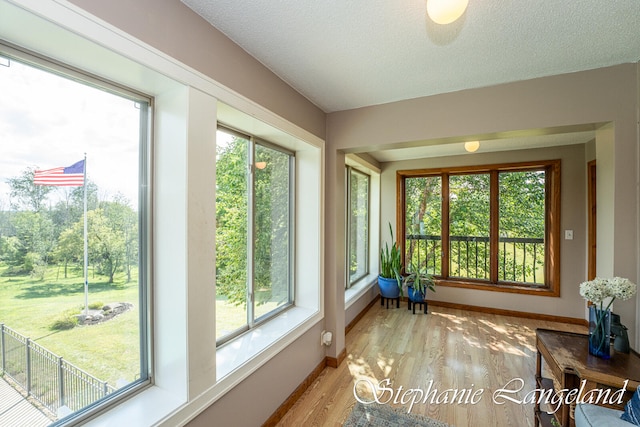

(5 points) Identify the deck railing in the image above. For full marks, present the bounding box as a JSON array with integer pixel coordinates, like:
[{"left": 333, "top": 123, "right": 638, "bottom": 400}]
[
  {"left": 0, "top": 323, "right": 116, "bottom": 417},
  {"left": 406, "top": 234, "right": 544, "bottom": 284}
]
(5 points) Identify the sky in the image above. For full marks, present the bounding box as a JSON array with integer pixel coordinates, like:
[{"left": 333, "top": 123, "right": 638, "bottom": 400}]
[{"left": 0, "top": 55, "right": 142, "bottom": 210}]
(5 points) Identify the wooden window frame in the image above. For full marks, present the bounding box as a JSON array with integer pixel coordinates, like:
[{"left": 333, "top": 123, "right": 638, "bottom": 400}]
[{"left": 397, "top": 160, "right": 561, "bottom": 297}]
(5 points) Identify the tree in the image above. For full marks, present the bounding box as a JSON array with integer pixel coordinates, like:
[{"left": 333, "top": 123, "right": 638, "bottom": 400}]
[
  {"left": 89, "top": 209, "right": 126, "bottom": 283},
  {"left": 6, "top": 167, "right": 53, "bottom": 212},
  {"left": 53, "top": 202, "right": 138, "bottom": 284},
  {"left": 215, "top": 136, "right": 248, "bottom": 306},
  {"left": 253, "top": 144, "right": 290, "bottom": 306},
  {"left": 54, "top": 226, "right": 83, "bottom": 278},
  {"left": 7, "top": 211, "right": 55, "bottom": 277},
  {"left": 102, "top": 195, "right": 137, "bottom": 282}
]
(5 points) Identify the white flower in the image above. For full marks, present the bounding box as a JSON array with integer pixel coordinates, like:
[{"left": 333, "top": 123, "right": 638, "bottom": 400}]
[
  {"left": 610, "top": 277, "right": 637, "bottom": 301},
  {"left": 579, "top": 277, "right": 637, "bottom": 306}
]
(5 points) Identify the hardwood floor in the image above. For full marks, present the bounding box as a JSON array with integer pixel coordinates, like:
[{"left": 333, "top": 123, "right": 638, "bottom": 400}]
[{"left": 275, "top": 303, "right": 586, "bottom": 426}]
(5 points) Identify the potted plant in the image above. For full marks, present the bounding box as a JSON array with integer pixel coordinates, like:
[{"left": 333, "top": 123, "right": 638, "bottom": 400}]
[
  {"left": 378, "top": 223, "right": 402, "bottom": 298},
  {"left": 404, "top": 261, "right": 436, "bottom": 303}
]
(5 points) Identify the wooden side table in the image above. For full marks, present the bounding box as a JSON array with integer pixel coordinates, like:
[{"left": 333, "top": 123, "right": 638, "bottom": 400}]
[{"left": 535, "top": 329, "right": 640, "bottom": 427}]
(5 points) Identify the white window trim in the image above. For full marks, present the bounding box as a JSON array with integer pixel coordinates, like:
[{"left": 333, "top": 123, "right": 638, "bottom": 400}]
[
  {"left": 346, "top": 167, "right": 370, "bottom": 287},
  {"left": 0, "top": 1, "right": 324, "bottom": 426},
  {"left": 345, "top": 155, "right": 380, "bottom": 307}
]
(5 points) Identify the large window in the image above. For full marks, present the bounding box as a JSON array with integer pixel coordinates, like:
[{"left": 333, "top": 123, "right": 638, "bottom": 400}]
[
  {"left": 215, "top": 126, "right": 294, "bottom": 344},
  {"left": 398, "top": 160, "right": 560, "bottom": 295},
  {"left": 346, "top": 167, "right": 370, "bottom": 287},
  {"left": 0, "top": 46, "right": 150, "bottom": 424}
]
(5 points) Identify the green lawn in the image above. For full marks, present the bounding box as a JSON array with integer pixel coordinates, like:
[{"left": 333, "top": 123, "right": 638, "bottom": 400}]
[
  {"left": 0, "top": 263, "right": 287, "bottom": 387},
  {"left": 0, "top": 263, "right": 141, "bottom": 387},
  {"left": 215, "top": 296, "right": 281, "bottom": 340}
]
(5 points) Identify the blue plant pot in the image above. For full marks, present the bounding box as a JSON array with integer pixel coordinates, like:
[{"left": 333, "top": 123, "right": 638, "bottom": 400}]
[
  {"left": 378, "top": 276, "right": 400, "bottom": 298},
  {"left": 407, "top": 286, "right": 425, "bottom": 302}
]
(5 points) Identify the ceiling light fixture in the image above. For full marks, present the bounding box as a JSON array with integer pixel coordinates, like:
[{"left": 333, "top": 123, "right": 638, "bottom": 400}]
[
  {"left": 255, "top": 161, "right": 267, "bottom": 170},
  {"left": 427, "top": 0, "right": 469, "bottom": 25},
  {"left": 464, "top": 141, "right": 480, "bottom": 153}
]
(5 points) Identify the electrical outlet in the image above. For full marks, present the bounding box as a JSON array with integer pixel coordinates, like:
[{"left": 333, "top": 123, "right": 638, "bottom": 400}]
[{"left": 565, "top": 230, "right": 573, "bottom": 240}]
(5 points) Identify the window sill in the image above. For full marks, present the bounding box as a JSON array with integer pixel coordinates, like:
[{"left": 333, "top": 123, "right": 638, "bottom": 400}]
[
  {"left": 83, "top": 385, "right": 185, "bottom": 427},
  {"left": 345, "top": 274, "right": 378, "bottom": 307},
  {"left": 216, "top": 306, "right": 319, "bottom": 380},
  {"left": 436, "top": 278, "right": 559, "bottom": 297},
  {"left": 87, "top": 307, "right": 320, "bottom": 426}
]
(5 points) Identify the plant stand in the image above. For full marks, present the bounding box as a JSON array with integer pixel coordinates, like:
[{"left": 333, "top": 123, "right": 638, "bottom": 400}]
[
  {"left": 380, "top": 296, "right": 400, "bottom": 309},
  {"left": 408, "top": 299, "right": 427, "bottom": 314}
]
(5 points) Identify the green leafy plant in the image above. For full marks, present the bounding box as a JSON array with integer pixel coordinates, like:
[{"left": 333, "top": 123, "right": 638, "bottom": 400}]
[
  {"left": 380, "top": 223, "right": 403, "bottom": 294},
  {"left": 50, "top": 312, "right": 79, "bottom": 331},
  {"left": 404, "top": 261, "right": 436, "bottom": 294}
]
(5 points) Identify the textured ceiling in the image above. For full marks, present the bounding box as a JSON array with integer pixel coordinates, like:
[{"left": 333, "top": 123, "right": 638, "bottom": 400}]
[{"left": 182, "top": 0, "right": 640, "bottom": 113}]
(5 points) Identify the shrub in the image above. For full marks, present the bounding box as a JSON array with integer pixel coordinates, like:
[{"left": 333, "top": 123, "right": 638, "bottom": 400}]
[
  {"left": 88, "top": 301, "right": 104, "bottom": 310},
  {"left": 50, "top": 314, "right": 78, "bottom": 331}
]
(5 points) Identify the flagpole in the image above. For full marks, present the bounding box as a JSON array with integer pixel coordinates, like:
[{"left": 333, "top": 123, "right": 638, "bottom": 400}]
[{"left": 83, "top": 153, "right": 88, "bottom": 316}]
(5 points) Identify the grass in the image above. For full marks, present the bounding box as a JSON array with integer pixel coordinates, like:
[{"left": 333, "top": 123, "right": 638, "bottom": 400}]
[
  {"left": 0, "top": 263, "right": 286, "bottom": 387},
  {"left": 0, "top": 263, "right": 141, "bottom": 387},
  {"left": 215, "top": 295, "right": 281, "bottom": 340}
]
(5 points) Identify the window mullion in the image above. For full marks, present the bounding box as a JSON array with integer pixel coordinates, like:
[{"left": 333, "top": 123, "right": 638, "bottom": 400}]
[
  {"left": 345, "top": 166, "right": 352, "bottom": 288},
  {"left": 289, "top": 154, "right": 295, "bottom": 302},
  {"left": 441, "top": 173, "right": 450, "bottom": 278},
  {"left": 490, "top": 170, "right": 500, "bottom": 283},
  {"left": 247, "top": 138, "right": 256, "bottom": 327}
]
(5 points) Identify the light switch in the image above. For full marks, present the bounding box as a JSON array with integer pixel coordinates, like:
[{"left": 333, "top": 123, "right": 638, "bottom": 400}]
[{"left": 565, "top": 230, "right": 573, "bottom": 240}]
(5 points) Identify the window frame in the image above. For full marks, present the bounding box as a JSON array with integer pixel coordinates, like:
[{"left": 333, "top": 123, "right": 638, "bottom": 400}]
[
  {"left": 215, "top": 125, "right": 295, "bottom": 346},
  {"left": 345, "top": 166, "right": 371, "bottom": 288},
  {"left": 397, "top": 159, "right": 561, "bottom": 296},
  {"left": 0, "top": 42, "right": 153, "bottom": 425}
]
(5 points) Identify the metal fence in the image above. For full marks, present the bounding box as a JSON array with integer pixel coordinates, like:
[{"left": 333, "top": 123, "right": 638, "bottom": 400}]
[
  {"left": 0, "top": 323, "right": 115, "bottom": 416},
  {"left": 406, "top": 234, "right": 545, "bottom": 284}
]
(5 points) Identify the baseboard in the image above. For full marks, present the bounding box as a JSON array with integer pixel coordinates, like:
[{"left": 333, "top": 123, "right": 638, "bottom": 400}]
[
  {"left": 428, "top": 300, "right": 588, "bottom": 326},
  {"left": 261, "top": 357, "right": 327, "bottom": 427},
  {"left": 345, "top": 294, "right": 380, "bottom": 335},
  {"left": 263, "top": 293, "right": 381, "bottom": 425},
  {"left": 326, "top": 348, "right": 347, "bottom": 368}
]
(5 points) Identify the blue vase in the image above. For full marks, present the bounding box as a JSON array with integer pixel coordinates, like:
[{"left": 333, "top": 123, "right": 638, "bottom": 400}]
[
  {"left": 378, "top": 276, "right": 400, "bottom": 298},
  {"left": 588, "top": 306, "right": 611, "bottom": 359},
  {"left": 407, "top": 286, "right": 425, "bottom": 302}
]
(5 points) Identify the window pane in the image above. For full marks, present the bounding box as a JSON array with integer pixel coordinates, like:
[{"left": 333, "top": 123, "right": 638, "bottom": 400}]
[
  {"left": 499, "top": 170, "right": 546, "bottom": 284},
  {"left": 215, "top": 130, "right": 248, "bottom": 339},
  {"left": 254, "top": 144, "right": 291, "bottom": 320},
  {"left": 404, "top": 176, "right": 442, "bottom": 276},
  {"left": 449, "top": 174, "right": 490, "bottom": 280},
  {"left": 348, "top": 169, "right": 369, "bottom": 285},
  {"left": 0, "top": 56, "right": 147, "bottom": 422}
]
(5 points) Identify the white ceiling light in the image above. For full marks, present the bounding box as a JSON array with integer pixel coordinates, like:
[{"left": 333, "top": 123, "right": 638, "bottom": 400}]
[
  {"left": 427, "top": 0, "right": 469, "bottom": 25},
  {"left": 464, "top": 141, "right": 480, "bottom": 152}
]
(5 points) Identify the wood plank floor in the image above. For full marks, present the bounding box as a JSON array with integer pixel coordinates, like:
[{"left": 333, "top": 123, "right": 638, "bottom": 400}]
[{"left": 276, "top": 303, "right": 586, "bottom": 427}]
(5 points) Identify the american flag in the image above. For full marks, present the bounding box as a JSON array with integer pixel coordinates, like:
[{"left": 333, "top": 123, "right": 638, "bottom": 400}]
[{"left": 34, "top": 159, "right": 85, "bottom": 186}]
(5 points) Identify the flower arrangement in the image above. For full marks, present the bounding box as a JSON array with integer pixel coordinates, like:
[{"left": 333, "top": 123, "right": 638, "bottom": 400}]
[
  {"left": 579, "top": 277, "right": 636, "bottom": 358},
  {"left": 579, "top": 277, "right": 637, "bottom": 309}
]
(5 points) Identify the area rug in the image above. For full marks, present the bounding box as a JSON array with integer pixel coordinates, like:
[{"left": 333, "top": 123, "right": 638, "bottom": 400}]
[{"left": 343, "top": 402, "right": 452, "bottom": 427}]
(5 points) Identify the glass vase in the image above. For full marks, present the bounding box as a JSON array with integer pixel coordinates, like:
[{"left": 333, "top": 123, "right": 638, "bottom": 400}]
[{"left": 588, "top": 305, "right": 611, "bottom": 359}]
